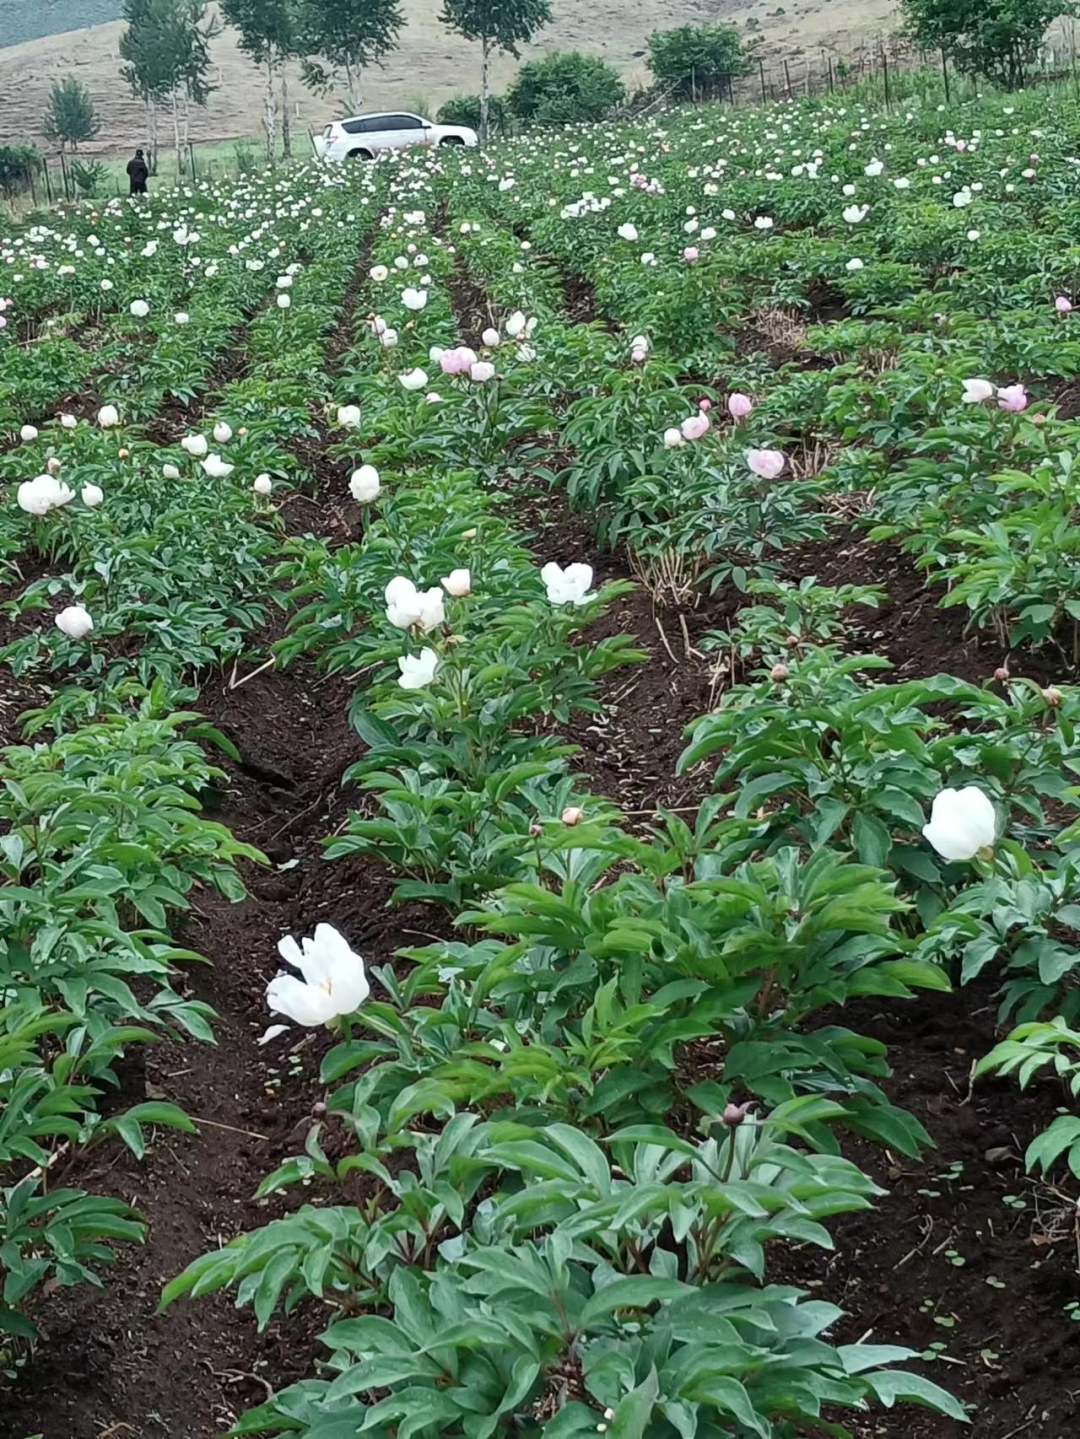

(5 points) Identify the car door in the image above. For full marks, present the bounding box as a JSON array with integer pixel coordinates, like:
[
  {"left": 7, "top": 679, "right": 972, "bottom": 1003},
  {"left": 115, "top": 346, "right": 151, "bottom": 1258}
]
[{"left": 381, "top": 114, "right": 430, "bottom": 152}]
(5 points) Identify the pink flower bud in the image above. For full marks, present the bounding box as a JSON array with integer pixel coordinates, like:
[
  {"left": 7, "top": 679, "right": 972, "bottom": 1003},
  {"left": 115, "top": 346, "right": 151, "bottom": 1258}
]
[
  {"left": 1056, "top": 295, "right": 1073, "bottom": 314},
  {"left": 630, "top": 347, "right": 647, "bottom": 364},
  {"left": 561, "top": 806, "right": 585, "bottom": 827},
  {"left": 727, "top": 392, "right": 753, "bottom": 420},
  {"left": 722, "top": 1102, "right": 751, "bottom": 1126},
  {"left": 993, "top": 666, "right": 1009, "bottom": 682},
  {"left": 697, "top": 397, "right": 712, "bottom": 412},
  {"left": 1043, "top": 686, "right": 1063, "bottom": 707},
  {"left": 770, "top": 663, "right": 789, "bottom": 682},
  {"left": 46, "top": 456, "right": 61, "bottom": 475},
  {"left": 529, "top": 823, "right": 543, "bottom": 837},
  {"left": 682, "top": 246, "right": 699, "bottom": 262}
]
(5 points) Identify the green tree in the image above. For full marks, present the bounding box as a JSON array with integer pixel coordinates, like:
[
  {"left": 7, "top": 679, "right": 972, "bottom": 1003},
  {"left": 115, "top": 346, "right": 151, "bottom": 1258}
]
[
  {"left": 221, "top": 0, "right": 298, "bottom": 160},
  {"left": 506, "top": 50, "right": 625, "bottom": 125},
  {"left": 42, "top": 76, "right": 100, "bottom": 153},
  {"left": 899, "top": 0, "right": 1074, "bottom": 88},
  {"left": 120, "top": 0, "right": 217, "bottom": 174},
  {"left": 438, "top": 0, "right": 552, "bottom": 141},
  {"left": 296, "top": 0, "right": 403, "bottom": 111},
  {"left": 646, "top": 23, "right": 750, "bottom": 102}
]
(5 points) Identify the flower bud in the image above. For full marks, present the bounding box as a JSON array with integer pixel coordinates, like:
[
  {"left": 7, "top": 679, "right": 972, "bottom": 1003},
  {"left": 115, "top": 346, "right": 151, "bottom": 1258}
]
[
  {"left": 118, "top": 447, "right": 129, "bottom": 459},
  {"left": 1043, "top": 686, "right": 1063, "bottom": 707},
  {"left": 529, "top": 823, "right": 543, "bottom": 837},
  {"left": 722, "top": 1102, "right": 748, "bottom": 1127},
  {"left": 770, "top": 663, "right": 789, "bottom": 682},
  {"left": 561, "top": 806, "right": 585, "bottom": 827},
  {"left": 993, "top": 666, "right": 1009, "bottom": 682},
  {"left": 46, "top": 456, "right": 61, "bottom": 475},
  {"left": 311, "top": 1101, "right": 327, "bottom": 1118}
]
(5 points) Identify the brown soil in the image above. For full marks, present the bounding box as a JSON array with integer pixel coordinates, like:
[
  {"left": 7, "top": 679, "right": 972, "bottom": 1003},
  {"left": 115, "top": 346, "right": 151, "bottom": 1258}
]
[
  {"left": 779, "top": 980, "right": 1080, "bottom": 1439},
  {"left": 787, "top": 523, "right": 1065, "bottom": 688}
]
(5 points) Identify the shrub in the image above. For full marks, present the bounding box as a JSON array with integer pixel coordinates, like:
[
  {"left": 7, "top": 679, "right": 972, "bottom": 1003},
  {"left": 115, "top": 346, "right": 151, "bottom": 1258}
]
[
  {"left": 0, "top": 143, "right": 43, "bottom": 198},
  {"left": 436, "top": 92, "right": 509, "bottom": 134},
  {"left": 506, "top": 50, "right": 625, "bottom": 125},
  {"left": 646, "top": 22, "right": 751, "bottom": 101}
]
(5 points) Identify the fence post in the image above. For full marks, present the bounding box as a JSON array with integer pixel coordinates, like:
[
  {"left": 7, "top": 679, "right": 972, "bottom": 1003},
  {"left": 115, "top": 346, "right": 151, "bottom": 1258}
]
[
  {"left": 28, "top": 167, "right": 37, "bottom": 208},
  {"left": 59, "top": 149, "right": 70, "bottom": 202},
  {"left": 759, "top": 58, "right": 767, "bottom": 104},
  {"left": 783, "top": 58, "right": 792, "bottom": 95},
  {"left": 828, "top": 55, "right": 835, "bottom": 91},
  {"left": 941, "top": 48, "right": 951, "bottom": 104},
  {"left": 43, "top": 161, "right": 53, "bottom": 203},
  {"left": 189, "top": 142, "right": 197, "bottom": 177},
  {"left": 881, "top": 48, "right": 891, "bottom": 107}
]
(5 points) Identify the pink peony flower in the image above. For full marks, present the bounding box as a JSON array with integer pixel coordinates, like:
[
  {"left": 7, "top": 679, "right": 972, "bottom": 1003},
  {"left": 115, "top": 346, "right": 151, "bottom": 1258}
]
[
  {"left": 1057, "top": 295, "right": 1073, "bottom": 314},
  {"left": 746, "top": 448, "right": 785, "bottom": 479},
  {"left": 682, "top": 246, "right": 699, "bottom": 262},
  {"left": 996, "top": 383, "right": 1028, "bottom": 413},
  {"left": 727, "top": 392, "right": 753, "bottom": 420},
  {"left": 631, "top": 347, "right": 648, "bottom": 364},
  {"left": 680, "top": 413, "right": 710, "bottom": 441}
]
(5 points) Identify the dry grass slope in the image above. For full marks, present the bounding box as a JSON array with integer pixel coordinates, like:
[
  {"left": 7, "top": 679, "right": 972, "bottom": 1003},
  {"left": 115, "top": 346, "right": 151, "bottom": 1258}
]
[{"left": 0, "top": 0, "right": 898, "bottom": 158}]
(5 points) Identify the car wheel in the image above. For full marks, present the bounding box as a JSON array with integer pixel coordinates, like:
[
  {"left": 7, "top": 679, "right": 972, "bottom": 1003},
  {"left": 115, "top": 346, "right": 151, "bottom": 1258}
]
[
  {"left": 440, "top": 136, "right": 465, "bottom": 147},
  {"left": 347, "top": 148, "right": 374, "bottom": 161}
]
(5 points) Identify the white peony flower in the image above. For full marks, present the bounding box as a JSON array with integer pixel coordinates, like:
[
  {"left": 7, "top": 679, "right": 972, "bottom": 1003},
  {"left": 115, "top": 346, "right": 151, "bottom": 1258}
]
[
  {"left": 541, "top": 561, "right": 595, "bottom": 606},
  {"left": 17, "top": 474, "right": 73, "bottom": 515},
  {"left": 385, "top": 576, "right": 445, "bottom": 632},
  {"left": 181, "top": 433, "right": 208, "bottom": 457},
  {"left": 961, "top": 378, "right": 995, "bottom": 404},
  {"left": 81, "top": 483, "right": 104, "bottom": 507},
  {"left": 398, "top": 368, "right": 428, "bottom": 391},
  {"left": 202, "top": 453, "right": 234, "bottom": 478},
  {"left": 97, "top": 405, "right": 120, "bottom": 428},
  {"left": 266, "top": 924, "right": 370, "bottom": 1026},
  {"left": 55, "top": 604, "right": 94, "bottom": 640},
  {"left": 922, "top": 786, "right": 997, "bottom": 861},
  {"left": 349, "top": 465, "right": 381, "bottom": 503},
  {"left": 398, "top": 647, "right": 440, "bottom": 690},
  {"left": 336, "top": 404, "right": 361, "bottom": 429},
  {"left": 441, "top": 568, "right": 471, "bottom": 597},
  {"left": 253, "top": 474, "right": 273, "bottom": 495}
]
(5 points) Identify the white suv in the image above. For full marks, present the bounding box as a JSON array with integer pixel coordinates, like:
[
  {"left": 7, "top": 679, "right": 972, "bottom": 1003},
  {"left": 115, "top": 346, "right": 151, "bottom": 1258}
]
[{"left": 316, "top": 112, "right": 478, "bottom": 161}]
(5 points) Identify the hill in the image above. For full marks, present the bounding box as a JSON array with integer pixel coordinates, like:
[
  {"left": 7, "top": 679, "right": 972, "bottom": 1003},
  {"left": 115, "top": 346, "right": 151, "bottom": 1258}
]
[{"left": 0, "top": 0, "right": 898, "bottom": 160}]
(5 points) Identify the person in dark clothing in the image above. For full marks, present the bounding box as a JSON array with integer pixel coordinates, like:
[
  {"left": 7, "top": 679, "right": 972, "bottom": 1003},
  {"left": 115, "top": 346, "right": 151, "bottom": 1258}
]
[{"left": 127, "top": 149, "right": 149, "bottom": 195}]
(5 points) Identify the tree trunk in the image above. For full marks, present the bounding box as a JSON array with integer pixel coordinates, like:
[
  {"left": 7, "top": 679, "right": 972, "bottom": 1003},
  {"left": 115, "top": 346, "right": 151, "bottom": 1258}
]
[
  {"left": 148, "top": 100, "right": 158, "bottom": 173},
  {"left": 281, "top": 66, "right": 292, "bottom": 159},
  {"left": 480, "top": 34, "right": 490, "bottom": 142},
  {"left": 144, "top": 97, "right": 154, "bottom": 172},
  {"left": 171, "top": 90, "right": 182, "bottom": 175},
  {"left": 265, "top": 55, "right": 276, "bottom": 163},
  {"left": 345, "top": 60, "right": 362, "bottom": 112}
]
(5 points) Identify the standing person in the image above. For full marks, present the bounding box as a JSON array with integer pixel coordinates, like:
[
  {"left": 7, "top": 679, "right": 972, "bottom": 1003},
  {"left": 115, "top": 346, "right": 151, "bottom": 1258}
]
[{"left": 127, "top": 148, "right": 149, "bottom": 195}]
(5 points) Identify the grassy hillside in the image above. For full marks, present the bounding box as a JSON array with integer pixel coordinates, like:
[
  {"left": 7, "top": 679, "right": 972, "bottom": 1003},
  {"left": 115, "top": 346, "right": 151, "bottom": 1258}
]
[
  {"left": 0, "top": 0, "right": 900, "bottom": 161},
  {"left": 0, "top": 0, "right": 121, "bottom": 48}
]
